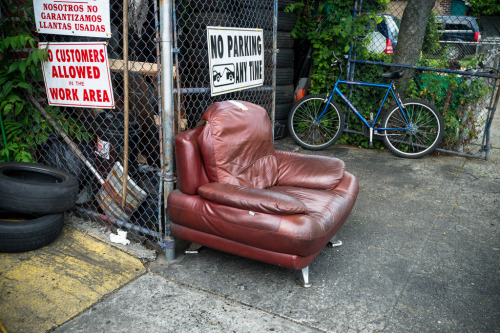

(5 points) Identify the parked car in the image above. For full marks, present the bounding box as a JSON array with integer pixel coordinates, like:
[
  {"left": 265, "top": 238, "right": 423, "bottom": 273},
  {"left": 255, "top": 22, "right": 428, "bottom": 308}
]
[
  {"left": 362, "top": 15, "right": 400, "bottom": 55},
  {"left": 436, "top": 15, "right": 483, "bottom": 60}
]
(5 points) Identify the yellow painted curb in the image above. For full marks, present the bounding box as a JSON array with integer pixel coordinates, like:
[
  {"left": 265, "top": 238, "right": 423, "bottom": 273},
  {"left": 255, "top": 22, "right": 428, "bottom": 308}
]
[{"left": 0, "top": 226, "right": 146, "bottom": 333}]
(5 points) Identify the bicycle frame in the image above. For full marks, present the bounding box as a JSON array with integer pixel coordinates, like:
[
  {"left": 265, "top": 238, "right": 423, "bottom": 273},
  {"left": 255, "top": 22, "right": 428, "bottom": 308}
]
[{"left": 317, "top": 79, "right": 411, "bottom": 143}]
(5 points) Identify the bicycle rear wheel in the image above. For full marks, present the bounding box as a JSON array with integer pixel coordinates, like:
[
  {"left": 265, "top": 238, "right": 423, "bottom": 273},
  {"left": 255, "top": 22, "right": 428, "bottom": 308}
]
[
  {"left": 288, "top": 94, "right": 344, "bottom": 150},
  {"left": 382, "top": 99, "right": 444, "bottom": 158}
]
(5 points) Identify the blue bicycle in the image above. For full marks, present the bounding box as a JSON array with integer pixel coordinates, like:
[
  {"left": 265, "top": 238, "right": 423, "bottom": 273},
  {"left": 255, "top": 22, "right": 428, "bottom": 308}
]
[{"left": 288, "top": 55, "right": 444, "bottom": 158}]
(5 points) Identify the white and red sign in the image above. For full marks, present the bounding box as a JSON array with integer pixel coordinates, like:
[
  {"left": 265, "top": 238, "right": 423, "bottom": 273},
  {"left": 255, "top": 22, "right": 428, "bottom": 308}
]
[
  {"left": 34, "top": 0, "right": 111, "bottom": 38},
  {"left": 39, "top": 42, "right": 114, "bottom": 109},
  {"left": 207, "top": 27, "right": 264, "bottom": 96}
]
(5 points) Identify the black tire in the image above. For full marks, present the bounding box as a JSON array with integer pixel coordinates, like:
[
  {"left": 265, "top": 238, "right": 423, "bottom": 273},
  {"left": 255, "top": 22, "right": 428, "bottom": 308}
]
[
  {"left": 0, "top": 163, "right": 79, "bottom": 214},
  {"left": 276, "top": 67, "right": 294, "bottom": 85},
  {"left": 181, "top": 28, "right": 207, "bottom": 49},
  {"left": 444, "top": 43, "right": 464, "bottom": 60},
  {"left": 288, "top": 94, "right": 345, "bottom": 150},
  {"left": 192, "top": 12, "right": 230, "bottom": 28},
  {"left": 239, "top": 0, "right": 273, "bottom": 9},
  {"left": 277, "top": 49, "right": 294, "bottom": 68},
  {"left": 238, "top": 0, "right": 293, "bottom": 10},
  {"left": 278, "top": 11, "right": 297, "bottom": 31},
  {"left": 184, "top": 48, "right": 209, "bottom": 65},
  {"left": 193, "top": 0, "right": 234, "bottom": 12},
  {"left": 276, "top": 84, "right": 294, "bottom": 104},
  {"left": 278, "top": 0, "right": 296, "bottom": 10},
  {"left": 0, "top": 212, "right": 64, "bottom": 252},
  {"left": 275, "top": 103, "right": 293, "bottom": 120},
  {"left": 277, "top": 31, "right": 294, "bottom": 49},
  {"left": 382, "top": 99, "right": 444, "bottom": 158},
  {"left": 183, "top": 67, "right": 209, "bottom": 86}
]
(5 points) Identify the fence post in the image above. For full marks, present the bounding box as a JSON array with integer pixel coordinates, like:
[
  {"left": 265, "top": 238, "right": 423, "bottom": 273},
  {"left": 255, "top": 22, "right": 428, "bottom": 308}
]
[{"left": 160, "top": 0, "right": 176, "bottom": 260}]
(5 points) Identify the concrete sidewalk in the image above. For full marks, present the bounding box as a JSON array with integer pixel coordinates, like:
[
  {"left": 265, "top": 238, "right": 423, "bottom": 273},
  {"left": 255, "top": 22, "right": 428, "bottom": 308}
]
[{"left": 1, "top": 118, "right": 499, "bottom": 332}]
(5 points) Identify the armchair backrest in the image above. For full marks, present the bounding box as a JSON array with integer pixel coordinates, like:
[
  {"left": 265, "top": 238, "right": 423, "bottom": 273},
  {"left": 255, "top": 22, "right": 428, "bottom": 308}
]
[{"left": 198, "top": 101, "right": 278, "bottom": 189}]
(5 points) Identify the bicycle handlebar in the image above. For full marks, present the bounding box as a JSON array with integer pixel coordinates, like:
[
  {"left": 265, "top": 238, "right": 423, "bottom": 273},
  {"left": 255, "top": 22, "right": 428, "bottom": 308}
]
[
  {"left": 332, "top": 51, "right": 342, "bottom": 68},
  {"left": 331, "top": 51, "right": 343, "bottom": 78}
]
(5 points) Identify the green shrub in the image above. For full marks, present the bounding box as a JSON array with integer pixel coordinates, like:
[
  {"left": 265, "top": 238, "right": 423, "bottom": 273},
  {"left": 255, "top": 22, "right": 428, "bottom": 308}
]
[{"left": 0, "top": 4, "right": 91, "bottom": 162}]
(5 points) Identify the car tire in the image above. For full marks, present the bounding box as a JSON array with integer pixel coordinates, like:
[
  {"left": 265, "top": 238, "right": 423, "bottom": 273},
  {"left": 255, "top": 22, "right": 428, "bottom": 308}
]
[
  {"left": 444, "top": 43, "right": 464, "bottom": 60},
  {"left": 0, "top": 163, "right": 79, "bottom": 214},
  {"left": 278, "top": 11, "right": 297, "bottom": 32},
  {"left": 277, "top": 31, "right": 294, "bottom": 49},
  {"left": 0, "top": 212, "right": 64, "bottom": 252},
  {"left": 192, "top": 12, "right": 231, "bottom": 28},
  {"left": 276, "top": 84, "right": 294, "bottom": 104},
  {"left": 276, "top": 67, "right": 294, "bottom": 85},
  {"left": 277, "top": 49, "right": 294, "bottom": 68},
  {"left": 275, "top": 103, "right": 293, "bottom": 120}
]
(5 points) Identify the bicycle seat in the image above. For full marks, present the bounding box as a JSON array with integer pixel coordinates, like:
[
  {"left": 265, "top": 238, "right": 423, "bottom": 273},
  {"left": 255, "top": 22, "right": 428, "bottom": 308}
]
[{"left": 381, "top": 71, "right": 405, "bottom": 79}]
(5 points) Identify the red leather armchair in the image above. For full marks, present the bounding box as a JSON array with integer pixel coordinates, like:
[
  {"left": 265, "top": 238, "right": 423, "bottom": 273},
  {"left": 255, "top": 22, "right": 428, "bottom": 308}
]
[{"left": 167, "top": 101, "right": 358, "bottom": 286}]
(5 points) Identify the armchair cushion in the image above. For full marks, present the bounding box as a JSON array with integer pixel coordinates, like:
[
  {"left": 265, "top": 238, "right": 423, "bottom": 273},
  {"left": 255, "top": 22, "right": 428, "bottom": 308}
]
[
  {"left": 198, "top": 101, "right": 278, "bottom": 189},
  {"left": 276, "top": 150, "right": 345, "bottom": 190},
  {"left": 198, "top": 182, "right": 308, "bottom": 215}
]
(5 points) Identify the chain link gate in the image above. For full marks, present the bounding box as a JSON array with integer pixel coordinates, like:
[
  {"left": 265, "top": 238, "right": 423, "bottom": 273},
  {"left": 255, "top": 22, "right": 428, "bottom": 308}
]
[
  {"left": 347, "top": 0, "right": 499, "bottom": 159},
  {"left": 172, "top": 0, "right": 277, "bottom": 134},
  {"left": 1, "top": 0, "right": 279, "bottom": 252},
  {"left": 1, "top": 0, "right": 171, "bottom": 250}
]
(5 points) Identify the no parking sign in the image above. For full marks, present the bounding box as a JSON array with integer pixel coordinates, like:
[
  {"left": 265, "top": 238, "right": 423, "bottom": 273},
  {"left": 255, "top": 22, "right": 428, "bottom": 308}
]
[{"left": 207, "top": 27, "right": 264, "bottom": 96}]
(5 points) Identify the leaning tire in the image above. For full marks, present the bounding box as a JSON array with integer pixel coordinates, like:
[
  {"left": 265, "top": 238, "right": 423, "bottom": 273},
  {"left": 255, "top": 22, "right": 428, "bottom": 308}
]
[
  {"left": 277, "top": 31, "right": 294, "bottom": 49},
  {"left": 276, "top": 67, "right": 294, "bottom": 85},
  {"left": 0, "top": 212, "right": 64, "bottom": 252},
  {"left": 275, "top": 103, "right": 293, "bottom": 120},
  {"left": 276, "top": 84, "right": 294, "bottom": 104},
  {"left": 277, "top": 49, "right": 294, "bottom": 68},
  {"left": 278, "top": 11, "right": 296, "bottom": 31},
  {"left": 0, "top": 163, "right": 79, "bottom": 214}
]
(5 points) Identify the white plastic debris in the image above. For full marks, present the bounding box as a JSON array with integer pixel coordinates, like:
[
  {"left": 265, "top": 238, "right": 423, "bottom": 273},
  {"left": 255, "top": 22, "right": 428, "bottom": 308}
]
[{"left": 109, "top": 229, "right": 130, "bottom": 245}]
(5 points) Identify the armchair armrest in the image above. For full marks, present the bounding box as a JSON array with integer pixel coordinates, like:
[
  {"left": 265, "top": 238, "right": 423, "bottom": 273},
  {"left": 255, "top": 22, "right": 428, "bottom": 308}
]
[
  {"left": 198, "top": 182, "right": 307, "bottom": 215},
  {"left": 275, "top": 150, "right": 345, "bottom": 190}
]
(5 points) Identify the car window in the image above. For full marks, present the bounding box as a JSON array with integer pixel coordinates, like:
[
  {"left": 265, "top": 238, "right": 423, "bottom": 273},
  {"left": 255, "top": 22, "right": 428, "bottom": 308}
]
[
  {"left": 386, "top": 17, "right": 399, "bottom": 40},
  {"left": 446, "top": 23, "right": 472, "bottom": 30},
  {"left": 392, "top": 16, "right": 401, "bottom": 28},
  {"left": 376, "top": 19, "right": 390, "bottom": 39}
]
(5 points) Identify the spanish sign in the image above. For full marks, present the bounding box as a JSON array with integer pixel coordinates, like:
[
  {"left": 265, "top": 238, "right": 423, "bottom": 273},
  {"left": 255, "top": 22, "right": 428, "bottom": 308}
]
[
  {"left": 39, "top": 42, "right": 115, "bottom": 109},
  {"left": 34, "top": 0, "right": 111, "bottom": 38},
  {"left": 207, "top": 27, "right": 264, "bottom": 96}
]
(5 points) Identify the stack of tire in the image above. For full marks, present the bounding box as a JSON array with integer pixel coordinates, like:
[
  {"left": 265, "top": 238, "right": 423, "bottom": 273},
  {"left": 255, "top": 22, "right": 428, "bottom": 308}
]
[
  {"left": 0, "top": 163, "right": 79, "bottom": 252},
  {"left": 275, "top": 0, "right": 297, "bottom": 139}
]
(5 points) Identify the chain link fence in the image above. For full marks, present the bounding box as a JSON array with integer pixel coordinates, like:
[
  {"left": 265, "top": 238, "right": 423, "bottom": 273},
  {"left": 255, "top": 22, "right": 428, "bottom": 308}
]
[
  {"left": 0, "top": 0, "right": 278, "bottom": 250},
  {"left": 172, "top": 0, "right": 277, "bottom": 134},
  {"left": 349, "top": 0, "right": 499, "bottom": 158},
  {"left": 1, "top": 0, "right": 167, "bottom": 249},
  {"left": 2, "top": 0, "right": 498, "bottom": 250}
]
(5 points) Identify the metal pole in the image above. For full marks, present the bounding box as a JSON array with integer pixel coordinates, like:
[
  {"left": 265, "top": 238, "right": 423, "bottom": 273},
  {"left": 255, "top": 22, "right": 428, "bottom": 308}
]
[
  {"left": 160, "top": 0, "right": 175, "bottom": 260},
  {"left": 121, "top": 0, "right": 131, "bottom": 208}
]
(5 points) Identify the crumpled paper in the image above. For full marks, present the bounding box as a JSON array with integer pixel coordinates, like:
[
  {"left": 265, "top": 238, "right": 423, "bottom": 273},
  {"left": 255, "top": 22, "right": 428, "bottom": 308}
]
[{"left": 109, "top": 229, "right": 130, "bottom": 245}]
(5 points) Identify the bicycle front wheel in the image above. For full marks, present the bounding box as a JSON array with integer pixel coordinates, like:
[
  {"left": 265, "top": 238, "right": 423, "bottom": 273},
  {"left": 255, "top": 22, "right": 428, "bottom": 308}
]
[
  {"left": 382, "top": 99, "right": 444, "bottom": 158},
  {"left": 288, "top": 94, "right": 344, "bottom": 150}
]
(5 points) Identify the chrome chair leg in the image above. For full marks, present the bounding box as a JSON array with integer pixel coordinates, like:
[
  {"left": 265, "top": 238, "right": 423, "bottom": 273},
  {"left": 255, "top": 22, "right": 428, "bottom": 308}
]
[
  {"left": 299, "top": 266, "right": 312, "bottom": 288},
  {"left": 328, "top": 234, "right": 343, "bottom": 248},
  {"left": 184, "top": 242, "right": 203, "bottom": 254}
]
